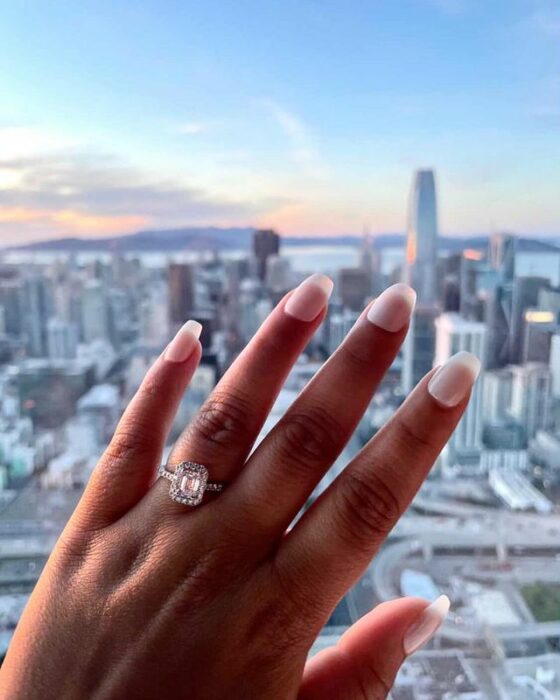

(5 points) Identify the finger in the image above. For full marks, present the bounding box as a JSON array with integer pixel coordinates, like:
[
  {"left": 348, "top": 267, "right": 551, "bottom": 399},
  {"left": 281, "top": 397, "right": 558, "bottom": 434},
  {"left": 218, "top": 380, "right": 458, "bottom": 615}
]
[
  {"left": 151, "top": 274, "right": 333, "bottom": 510},
  {"left": 226, "top": 284, "right": 416, "bottom": 536},
  {"left": 299, "top": 596, "right": 449, "bottom": 700},
  {"left": 279, "top": 351, "right": 480, "bottom": 604},
  {"left": 73, "top": 321, "right": 202, "bottom": 529}
]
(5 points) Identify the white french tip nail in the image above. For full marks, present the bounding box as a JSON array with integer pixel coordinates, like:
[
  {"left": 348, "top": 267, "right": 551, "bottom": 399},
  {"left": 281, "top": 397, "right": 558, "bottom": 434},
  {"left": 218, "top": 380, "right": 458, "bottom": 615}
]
[
  {"left": 428, "top": 351, "right": 481, "bottom": 408},
  {"left": 366, "top": 283, "right": 416, "bottom": 332},
  {"left": 284, "top": 273, "right": 334, "bottom": 322},
  {"left": 164, "top": 320, "right": 202, "bottom": 362},
  {"left": 403, "top": 595, "right": 450, "bottom": 656},
  {"left": 183, "top": 320, "right": 202, "bottom": 339}
]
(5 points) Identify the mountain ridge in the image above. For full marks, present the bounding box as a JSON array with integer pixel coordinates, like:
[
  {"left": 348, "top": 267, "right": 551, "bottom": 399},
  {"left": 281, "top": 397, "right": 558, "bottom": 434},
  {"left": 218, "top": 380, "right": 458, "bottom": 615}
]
[{"left": 5, "top": 226, "right": 560, "bottom": 254}]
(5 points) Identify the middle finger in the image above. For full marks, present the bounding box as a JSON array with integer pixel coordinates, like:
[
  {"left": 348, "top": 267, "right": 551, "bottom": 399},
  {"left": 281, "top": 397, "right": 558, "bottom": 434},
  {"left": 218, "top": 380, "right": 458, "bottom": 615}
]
[{"left": 226, "top": 283, "right": 416, "bottom": 537}]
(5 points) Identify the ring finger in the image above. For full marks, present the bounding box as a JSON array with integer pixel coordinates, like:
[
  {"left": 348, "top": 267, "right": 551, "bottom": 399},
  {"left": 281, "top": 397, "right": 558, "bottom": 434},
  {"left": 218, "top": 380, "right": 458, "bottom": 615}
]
[{"left": 145, "top": 273, "right": 334, "bottom": 518}]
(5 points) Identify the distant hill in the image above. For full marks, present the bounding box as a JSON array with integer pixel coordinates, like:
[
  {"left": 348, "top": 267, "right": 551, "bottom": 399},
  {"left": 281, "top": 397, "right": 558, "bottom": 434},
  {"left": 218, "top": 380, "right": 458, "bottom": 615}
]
[
  {"left": 6, "top": 226, "right": 560, "bottom": 254},
  {"left": 9, "top": 227, "right": 255, "bottom": 252}
]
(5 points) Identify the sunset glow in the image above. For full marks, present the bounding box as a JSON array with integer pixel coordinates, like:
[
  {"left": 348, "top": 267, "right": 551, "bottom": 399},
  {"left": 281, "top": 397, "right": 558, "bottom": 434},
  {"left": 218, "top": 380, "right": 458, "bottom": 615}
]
[{"left": 0, "top": 1, "right": 558, "bottom": 244}]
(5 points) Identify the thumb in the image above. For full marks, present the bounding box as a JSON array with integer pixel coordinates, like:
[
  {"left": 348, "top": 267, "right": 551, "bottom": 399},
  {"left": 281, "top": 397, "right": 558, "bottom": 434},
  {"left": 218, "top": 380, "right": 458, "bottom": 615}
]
[{"left": 299, "top": 595, "right": 449, "bottom": 700}]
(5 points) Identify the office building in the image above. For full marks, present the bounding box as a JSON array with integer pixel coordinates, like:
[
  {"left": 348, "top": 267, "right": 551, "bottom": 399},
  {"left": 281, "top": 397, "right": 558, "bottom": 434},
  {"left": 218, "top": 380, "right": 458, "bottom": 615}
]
[
  {"left": 338, "top": 267, "right": 371, "bottom": 311},
  {"left": 22, "top": 275, "right": 52, "bottom": 357},
  {"left": 265, "top": 255, "right": 292, "bottom": 293},
  {"left": 509, "top": 276, "right": 550, "bottom": 363},
  {"left": 510, "top": 363, "right": 552, "bottom": 440},
  {"left": 168, "top": 263, "right": 195, "bottom": 329},
  {"left": 550, "top": 334, "right": 560, "bottom": 398},
  {"left": 434, "top": 313, "right": 486, "bottom": 467},
  {"left": 253, "top": 229, "right": 280, "bottom": 281},
  {"left": 489, "top": 232, "right": 516, "bottom": 282},
  {"left": 522, "top": 308, "right": 555, "bottom": 363},
  {"left": 482, "top": 368, "right": 513, "bottom": 423},
  {"left": 82, "top": 280, "right": 110, "bottom": 344},
  {"left": 47, "top": 318, "right": 78, "bottom": 360},
  {"left": 402, "top": 303, "right": 440, "bottom": 394},
  {"left": 358, "top": 233, "right": 378, "bottom": 295}
]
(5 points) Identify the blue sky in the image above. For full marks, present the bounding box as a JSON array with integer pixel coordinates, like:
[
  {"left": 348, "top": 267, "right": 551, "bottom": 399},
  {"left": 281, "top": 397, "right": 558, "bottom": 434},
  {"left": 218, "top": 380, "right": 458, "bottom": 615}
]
[{"left": 0, "top": 0, "right": 559, "bottom": 243}]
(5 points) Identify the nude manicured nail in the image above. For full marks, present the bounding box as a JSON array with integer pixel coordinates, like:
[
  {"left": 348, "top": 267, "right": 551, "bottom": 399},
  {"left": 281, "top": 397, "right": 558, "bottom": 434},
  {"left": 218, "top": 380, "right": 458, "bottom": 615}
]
[
  {"left": 164, "top": 320, "right": 202, "bottom": 362},
  {"left": 366, "top": 283, "right": 416, "bottom": 331},
  {"left": 403, "top": 595, "right": 450, "bottom": 656},
  {"left": 285, "top": 273, "right": 334, "bottom": 322},
  {"left": 428, "top": 351, "right": 481, "bottom": 407}
]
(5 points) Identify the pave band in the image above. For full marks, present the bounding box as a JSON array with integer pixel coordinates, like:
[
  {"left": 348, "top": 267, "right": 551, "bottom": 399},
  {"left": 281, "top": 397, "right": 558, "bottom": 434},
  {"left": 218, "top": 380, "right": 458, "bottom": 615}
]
[{"left": 158, "top": 462, "right": 225, "bottom": 506}]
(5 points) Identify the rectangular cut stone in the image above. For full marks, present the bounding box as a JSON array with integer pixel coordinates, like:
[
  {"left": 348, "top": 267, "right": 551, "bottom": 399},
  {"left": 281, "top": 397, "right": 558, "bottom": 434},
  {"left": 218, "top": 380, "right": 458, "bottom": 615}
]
[
  {"left": 180, "top": 475, "right": 202, "bottom": 495},
  {"left": 170, "top": 462, "right": 208, "bottom": 506}
]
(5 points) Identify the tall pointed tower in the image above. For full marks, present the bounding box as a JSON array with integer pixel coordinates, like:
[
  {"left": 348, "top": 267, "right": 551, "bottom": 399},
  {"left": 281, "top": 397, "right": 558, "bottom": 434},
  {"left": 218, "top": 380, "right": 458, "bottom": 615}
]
[{"left": 402, "top": 170, "right": 440, "bottom": 393}]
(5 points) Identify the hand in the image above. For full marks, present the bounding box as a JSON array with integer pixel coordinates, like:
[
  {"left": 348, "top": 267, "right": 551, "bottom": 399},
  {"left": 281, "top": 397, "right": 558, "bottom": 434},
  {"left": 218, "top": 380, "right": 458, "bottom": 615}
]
[{"left": 0, "top": 276, "right": 479, "bottom": 699}]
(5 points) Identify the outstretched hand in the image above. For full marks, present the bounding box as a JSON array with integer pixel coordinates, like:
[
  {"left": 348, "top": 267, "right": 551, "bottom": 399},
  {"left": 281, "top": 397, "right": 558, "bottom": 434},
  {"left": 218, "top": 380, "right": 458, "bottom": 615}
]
[{"left": 0, "top": 276, "right": 478, "bottom": 699}]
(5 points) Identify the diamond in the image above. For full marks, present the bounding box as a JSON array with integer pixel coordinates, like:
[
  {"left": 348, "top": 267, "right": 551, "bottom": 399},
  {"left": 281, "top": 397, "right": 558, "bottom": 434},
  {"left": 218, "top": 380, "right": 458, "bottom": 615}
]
[{"left": 169, "top": 462, "right": 208, "bottom": 506}]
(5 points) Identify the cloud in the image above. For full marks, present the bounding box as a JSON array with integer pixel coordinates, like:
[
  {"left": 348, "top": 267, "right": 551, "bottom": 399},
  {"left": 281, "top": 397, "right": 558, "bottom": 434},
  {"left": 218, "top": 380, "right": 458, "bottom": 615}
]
[
  {"left": 258, "top": 100, "right": 330, "bottom": 179},
  {"left": 0, "top": 126, "right": 80, "bottom": 160},
  {"left": 0, "top": 145, "right": 273, "bottom": 244},
  {"left": 175, "top": 122, "right": 208, "bottom": 135},
  {"left": 532, "top": 9, "right": 560, "bottom": 37}
]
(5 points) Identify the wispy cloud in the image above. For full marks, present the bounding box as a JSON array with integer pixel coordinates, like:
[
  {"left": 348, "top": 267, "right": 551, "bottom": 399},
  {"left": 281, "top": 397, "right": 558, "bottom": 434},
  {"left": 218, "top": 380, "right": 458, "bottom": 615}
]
[
  {"left": 532, "top": 8, "right": 560, "bottom": 37},
  {"left": 175, "top": 122, "right": 208, "bottom": 135},
  {"left": 258, "top": 99, "right": 330, "bottom": 179},
  {"left": 0, "top": 131, "right": 273, "bottom": 244}
]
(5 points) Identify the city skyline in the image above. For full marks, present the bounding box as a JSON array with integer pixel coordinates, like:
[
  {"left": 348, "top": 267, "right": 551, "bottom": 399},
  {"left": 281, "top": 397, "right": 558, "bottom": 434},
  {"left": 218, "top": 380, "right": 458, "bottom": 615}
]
[{"left": 1, "top": 1, "right": 559, "bottom": 244}]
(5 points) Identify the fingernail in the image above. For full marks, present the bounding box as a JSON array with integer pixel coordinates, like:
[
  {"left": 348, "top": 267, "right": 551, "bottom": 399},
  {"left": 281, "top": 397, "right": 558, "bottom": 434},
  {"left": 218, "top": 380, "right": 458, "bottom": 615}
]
[
  {"left": 366, "top": 283, "right": 416, "bottom": 332},
  {"left": 284, "top": 273, "right": 334, "bottom": 322},
  {"left": 164, "top": 320, "right": 202, "bottom": 362},
  {"left": 428, "top": 351, "right": 481, "bottom": 407},
  {"left": 403, "top": 595, "right": 450, "bottom": 656}
]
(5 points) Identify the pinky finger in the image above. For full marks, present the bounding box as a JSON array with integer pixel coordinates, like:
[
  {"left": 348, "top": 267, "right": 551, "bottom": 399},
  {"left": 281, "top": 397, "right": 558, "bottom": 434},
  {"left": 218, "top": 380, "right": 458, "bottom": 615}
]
[{"left": 73, "top": 320, "right": 202, "bottom": 529}]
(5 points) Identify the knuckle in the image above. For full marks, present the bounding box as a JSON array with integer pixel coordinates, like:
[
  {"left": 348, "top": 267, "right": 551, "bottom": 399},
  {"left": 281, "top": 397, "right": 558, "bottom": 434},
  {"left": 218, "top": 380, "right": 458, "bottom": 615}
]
[
  {"left": 338, "top": 338, "right": 374, "bottom": 369},
  {"left": 187, "top": 390, "right": 254, "bottom": 450},
  {"left": 355, "top": 664, "right": 393, "bottom": 700},
  {"left": 276, "top": 406, "right": 344, "bottom": 469},
  {"left": 246, "top": 592, "right": 311, "bottom": 657},
  {"left": 103, "top": 424, "right": 155, "bottom": 464},
  {"left": 334, "top": 470, "right": 402, "bottom": 548},
  {"left": 393, "top": 413, "right": 438, "bottom": 454}
]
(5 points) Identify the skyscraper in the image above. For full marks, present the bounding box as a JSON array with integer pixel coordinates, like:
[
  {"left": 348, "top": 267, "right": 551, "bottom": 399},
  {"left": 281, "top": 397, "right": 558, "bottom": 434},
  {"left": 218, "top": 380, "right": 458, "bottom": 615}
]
[
  {"left": 434, "top": 313, "right": 486, "bottom": 468},
  {"left": 402, "top": 169, "right": 439, "bottom": 393},
  {"left": 253, "top": 229, "right": 280, "bottom": 281},
  {"left": 359, "top": 232, "right": 378, "bottom": 295},
  {"left": 81, "top": 280, "right": 110, "bottom": 344},
  {"left": 510, "top": 363, "right": 552, "bottom": 440},
  {"left": 485, "top": 232, "right": 516, "bottom": 368},
  {"left": 404, "top": 169, "right": 438, "bottom": 302},
  {"left": 509, "top": 276, "right": 550, "bottom": 363},
  {"left": 338, "top": 267, "right": 371, "bottom": 311},
  {"left": 47, "top": 318, "right": 78, "bottom": 360},
  {"left": 402, "top": 304, "right": 440, "bottom": 393},
  {"left": 168, "top": 263, "right": 195, "bottom": 329}
]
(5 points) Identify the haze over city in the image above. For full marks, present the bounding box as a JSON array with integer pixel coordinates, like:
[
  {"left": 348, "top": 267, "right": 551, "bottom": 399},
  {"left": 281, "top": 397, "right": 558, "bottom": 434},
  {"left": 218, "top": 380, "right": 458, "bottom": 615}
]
[{"left": 1, "top": 0, "right": 559, "bottom": 245}]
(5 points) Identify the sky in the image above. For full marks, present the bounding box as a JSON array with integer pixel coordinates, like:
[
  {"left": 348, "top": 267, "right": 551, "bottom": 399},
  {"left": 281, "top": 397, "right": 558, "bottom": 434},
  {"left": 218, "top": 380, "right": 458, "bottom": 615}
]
[{"left": 0, "top": 0, "right": 559, "bottom": 244}]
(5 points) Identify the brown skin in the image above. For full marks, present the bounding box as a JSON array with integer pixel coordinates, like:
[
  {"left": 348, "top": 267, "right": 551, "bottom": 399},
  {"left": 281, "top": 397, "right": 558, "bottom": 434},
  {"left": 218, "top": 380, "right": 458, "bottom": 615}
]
[{"left": 0, "top": 288, "right": 469, "bottom": 699}]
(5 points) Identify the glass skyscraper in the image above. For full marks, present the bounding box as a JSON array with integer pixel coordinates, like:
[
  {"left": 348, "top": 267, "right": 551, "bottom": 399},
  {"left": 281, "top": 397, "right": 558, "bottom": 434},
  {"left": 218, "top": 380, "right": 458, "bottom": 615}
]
[
  {"left": 402, "top": 169, "right": 440, "bottom": 393},
  {"left": 404, "top": 169, "right": 438, "bottom": 303}
]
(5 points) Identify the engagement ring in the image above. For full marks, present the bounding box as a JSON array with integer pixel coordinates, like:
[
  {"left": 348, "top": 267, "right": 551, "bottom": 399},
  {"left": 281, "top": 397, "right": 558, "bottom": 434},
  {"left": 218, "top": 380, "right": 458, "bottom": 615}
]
[{"left": 158, "top": 462, "right": 225, "bottom": 506}]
